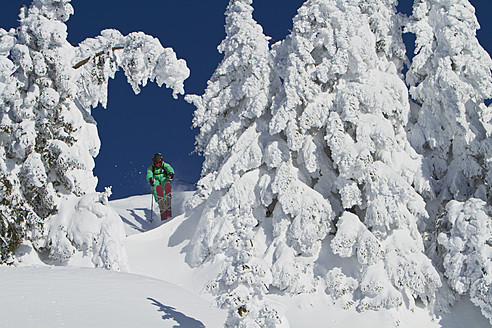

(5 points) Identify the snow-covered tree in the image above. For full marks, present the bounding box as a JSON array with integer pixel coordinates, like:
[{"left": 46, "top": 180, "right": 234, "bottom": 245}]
[
  {"left": 185, "top": 0, "right": 287, "bottom": 326},
  {"left": 0, "top": 0, "right": 189, "bottom": 267},
  {"left": 185, "top": 0, "right": 442, "bottom": 326},
  {"left": 0, "top": 27, "right": 27, "bottom": 263},
  {"left": 186, "top": 0, "right": 281, "bottom": 175},
  {"left": 270, "top": 0, "right": 440, "bottom": 313},
  {"left": 406, "top": 0, "right": 492, "bottom": 204},
  {"left": 405, "top": 0, "right": 492, "bottom": 320}
]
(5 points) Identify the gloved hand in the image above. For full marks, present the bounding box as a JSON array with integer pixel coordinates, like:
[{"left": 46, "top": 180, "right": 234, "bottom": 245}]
[
  {"left": 167, "top": 172, "right": 174, "bottom": 180},
  {"left": 149, "top": 177, "right": 155, "bottom": 186}
]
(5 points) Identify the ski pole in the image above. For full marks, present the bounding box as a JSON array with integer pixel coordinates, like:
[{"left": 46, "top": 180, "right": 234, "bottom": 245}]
[
  {"left": 174, "top": 178, "right": 205, "bottom": 189},
  {"left": 174, "top": 178, "right": 197, "bottom": 186}
]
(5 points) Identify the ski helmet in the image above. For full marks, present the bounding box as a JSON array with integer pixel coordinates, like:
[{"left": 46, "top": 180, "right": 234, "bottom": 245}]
[{"left": 153, "top": 153, "right": 163, "bottom": 165}]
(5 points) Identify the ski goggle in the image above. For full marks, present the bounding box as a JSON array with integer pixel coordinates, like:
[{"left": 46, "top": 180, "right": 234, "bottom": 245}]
[{"left": 154, "top": 159, "right": 162, "bottom": 164}]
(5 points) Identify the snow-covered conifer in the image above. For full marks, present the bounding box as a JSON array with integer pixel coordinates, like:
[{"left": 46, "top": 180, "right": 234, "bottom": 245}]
[
  {"left": 406, "top": 0, "right": 492, "bottom": 203},
  {"left": 0, "top": 0, "right": 189, "bottom": 267},
  {"left": 0, "top": 27, "right": 30, "bottom": 263},
  {"left": 186, "top": 0, "right": 441, "bottom": 325},
  {"left": 186, "top": 0, "right": 280, "bottom": 175},
  {"left": 185, "top": 0, "right": 288, "bottom": 326},
  {"left": 269, "top": 0, "right": 439, "bottom": 312},
  {"left": 405, "top": 0, "right": 492, "bottom": 318}
]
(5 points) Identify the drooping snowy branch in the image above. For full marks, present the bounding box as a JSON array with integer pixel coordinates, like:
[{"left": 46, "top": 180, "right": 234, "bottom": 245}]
[{"left": 75, "top": 29, "right": 189, "bottom": 110}]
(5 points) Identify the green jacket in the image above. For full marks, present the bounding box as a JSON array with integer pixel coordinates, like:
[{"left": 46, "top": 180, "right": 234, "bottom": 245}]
[{"left": 146, "top": 162, "right": 174, "bottom": 185}]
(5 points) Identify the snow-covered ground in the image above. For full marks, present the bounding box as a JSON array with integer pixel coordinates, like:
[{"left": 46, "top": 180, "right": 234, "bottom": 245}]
[{"left": 0, "top": 192, "right": 489, "bottom": 328}]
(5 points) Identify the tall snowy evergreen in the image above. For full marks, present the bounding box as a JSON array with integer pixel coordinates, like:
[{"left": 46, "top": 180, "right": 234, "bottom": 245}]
[
  {"left": 406, "top": 0, "right": 492, "bottom": 204},
  {"left": 270, "top": 0, "right": 440, "bottom": 313},
  {"left": 405, "top": 0, "right": 492, "bottom": 322},
  {"left": 186, "top": 0, "right": 281, "bottom": 175},
  {"left": 0, "top": 0, "right": 189, "bottom": 266},
  {"left": 185, "top": 0, "right": 288, "bottom": 326},
  {"left": 185, "top": 0, "right": 443, "bottom": 326},
  {"left": 0, "top": 27, "right": 24, "bottom": 262}
]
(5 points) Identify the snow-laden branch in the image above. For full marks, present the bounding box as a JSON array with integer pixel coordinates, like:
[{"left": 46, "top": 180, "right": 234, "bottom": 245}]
[
  {"left": 75, "top": 29, "right": 190, "bottom": 110},
  {"left": 72, "top": 46, "right": 124, "bottom": 69}
]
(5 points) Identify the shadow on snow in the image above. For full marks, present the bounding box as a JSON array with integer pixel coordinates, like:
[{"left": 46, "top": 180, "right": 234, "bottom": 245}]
[{"left": 147, "top": 297, "right": 205, "bottom": 327}]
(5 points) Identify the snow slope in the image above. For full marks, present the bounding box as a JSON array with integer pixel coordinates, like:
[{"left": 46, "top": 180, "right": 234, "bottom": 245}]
[
  {"left": 0, "top": 266, "right": 220, "bottom": 328},
  {"left": 0, "top": 192, "right": 489, "bottom": 327}
]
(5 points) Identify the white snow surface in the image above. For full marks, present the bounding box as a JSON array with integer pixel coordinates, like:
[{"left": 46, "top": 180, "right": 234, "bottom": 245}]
[{"left": 0, "top": 191, "right": 489, "bottom": 328}]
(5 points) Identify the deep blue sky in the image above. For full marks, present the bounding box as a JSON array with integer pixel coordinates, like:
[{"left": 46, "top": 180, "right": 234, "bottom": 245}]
[{"left": 1, "top": 0, "right": 491, "bottom": 200}]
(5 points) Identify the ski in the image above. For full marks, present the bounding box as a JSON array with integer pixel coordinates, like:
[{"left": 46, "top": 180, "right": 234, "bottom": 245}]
[
  {"left": 164, "top": 182, "right": 172, "bottom": 219},
  {"left": 155, "top": 184, "right": 167, "bottom": 221},
  {"left": 156, "top": 183, "right": 172, "bottom": 220}
]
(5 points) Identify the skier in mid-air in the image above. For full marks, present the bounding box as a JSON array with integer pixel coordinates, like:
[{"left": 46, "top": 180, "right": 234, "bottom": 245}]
[{"left": 147, "top": 153, "right": 174, "bottom": 220}]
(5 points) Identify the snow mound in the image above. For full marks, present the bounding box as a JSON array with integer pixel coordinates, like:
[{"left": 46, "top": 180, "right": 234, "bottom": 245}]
[
  {"left": 42, "top": 187, "right": 128, "bottom": 271},
  {"left": 0, "top": 266, "right": 222, "bottom": 328}
]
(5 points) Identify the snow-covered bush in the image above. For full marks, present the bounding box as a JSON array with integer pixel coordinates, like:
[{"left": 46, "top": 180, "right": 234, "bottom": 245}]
[
  {"left": 0, "top": 0, "right": 189, "bottom": 264},
  {"left": 438, "top": 199, "right": 492, "bottom": 324},
  {"left": 43, "top": 187, "right": 128, "bottom": 271}
]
